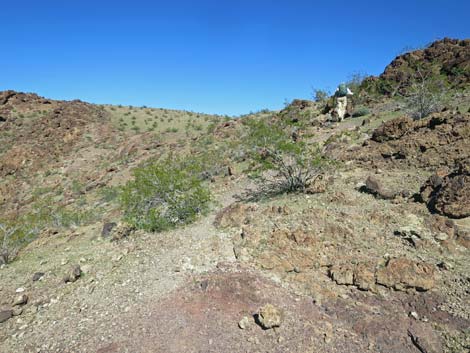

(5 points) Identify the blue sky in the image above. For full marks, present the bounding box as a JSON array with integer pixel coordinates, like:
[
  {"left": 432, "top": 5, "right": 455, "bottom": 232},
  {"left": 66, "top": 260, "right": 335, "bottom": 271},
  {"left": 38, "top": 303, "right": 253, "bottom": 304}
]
[{"left": 1, "top": 1, "right": 469, "bottom": 115}]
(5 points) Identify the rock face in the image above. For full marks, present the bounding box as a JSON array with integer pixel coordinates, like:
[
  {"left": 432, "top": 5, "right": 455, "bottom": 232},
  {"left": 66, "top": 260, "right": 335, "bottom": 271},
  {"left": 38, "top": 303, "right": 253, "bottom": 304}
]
[
  {"left": 256, "top": 304, "right": 283, "bottom": 329},
  {"left": 376, "top": 258, "right": 435, "bottom": 291},
  {"left": 420, "top": 160, "right": 470, "bottom": 219}
]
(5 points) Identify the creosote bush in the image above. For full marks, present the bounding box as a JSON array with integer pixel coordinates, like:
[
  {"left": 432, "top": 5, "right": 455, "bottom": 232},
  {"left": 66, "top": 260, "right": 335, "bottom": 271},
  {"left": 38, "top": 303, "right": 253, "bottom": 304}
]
[
  {"left": 119, "top": 157, "right": 211, "bottom": 232},
  {"left": 242, "top": 118, "right": 329, "bottom": 197}
]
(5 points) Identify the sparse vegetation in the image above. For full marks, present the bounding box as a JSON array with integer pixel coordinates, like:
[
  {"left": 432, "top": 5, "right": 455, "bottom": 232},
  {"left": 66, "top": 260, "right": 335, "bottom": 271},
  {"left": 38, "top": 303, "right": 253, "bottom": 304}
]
[{"left": 0, "top": 197, "right": 99, "bottom": 263}]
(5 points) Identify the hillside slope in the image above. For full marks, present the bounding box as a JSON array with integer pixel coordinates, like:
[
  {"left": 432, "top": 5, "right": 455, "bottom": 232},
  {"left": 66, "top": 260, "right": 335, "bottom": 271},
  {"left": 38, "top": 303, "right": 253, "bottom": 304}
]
[{"left": 0, "top": 39, "right": 469, "bottom": 353}]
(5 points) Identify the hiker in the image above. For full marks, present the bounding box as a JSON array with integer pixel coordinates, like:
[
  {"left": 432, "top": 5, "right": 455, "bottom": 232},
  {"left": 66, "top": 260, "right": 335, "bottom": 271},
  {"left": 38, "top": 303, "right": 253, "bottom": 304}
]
[{"left": 332, "top": 83, "right": 353, "bottom": 121}]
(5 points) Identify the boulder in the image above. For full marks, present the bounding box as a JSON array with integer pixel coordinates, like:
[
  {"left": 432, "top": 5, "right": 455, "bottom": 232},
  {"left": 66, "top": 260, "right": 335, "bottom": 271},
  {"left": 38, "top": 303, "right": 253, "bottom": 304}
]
[
  {"left": 32, "top": 272, "right": 45, "bottom": 282},
  {"left": 13, "top": 294, "right": 28, "bottom": 306},
  {"left": 362, "top": 176, "right": 396, "bottom": 199},
  {"left": 371, "top": 116, "right": 415, "bottom": 142},
  {"left": 329, "top": 265, "right": 354, "bottom": 285}
]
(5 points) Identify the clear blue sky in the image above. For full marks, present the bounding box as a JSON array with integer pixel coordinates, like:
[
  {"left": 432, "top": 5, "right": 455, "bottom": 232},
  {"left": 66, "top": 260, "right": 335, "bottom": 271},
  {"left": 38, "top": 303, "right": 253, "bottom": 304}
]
[{"left": 1, "top": 1, "right": 469, "bottom": 115}]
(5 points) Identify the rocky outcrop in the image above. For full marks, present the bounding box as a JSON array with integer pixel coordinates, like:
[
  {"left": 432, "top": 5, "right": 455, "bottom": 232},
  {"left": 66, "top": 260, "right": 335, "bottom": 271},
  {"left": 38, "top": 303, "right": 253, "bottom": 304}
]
[
  {"left": 350, "top": 112, "right": 470, "bottom": 170},
  {"left": 376, "top": 258, "right": 435, "bottom": 291},
  {"left": 380, "top": 38, "right": 470, "bottom": 91}
]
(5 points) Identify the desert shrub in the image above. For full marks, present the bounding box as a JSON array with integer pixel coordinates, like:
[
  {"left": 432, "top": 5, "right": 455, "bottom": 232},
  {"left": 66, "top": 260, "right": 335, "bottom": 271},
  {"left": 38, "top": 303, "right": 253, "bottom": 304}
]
[
  {"left": 352, "top": 107, "right": 370, "bottom": 117},
  {"left": 346, "top": 72, "right": 369, "bottom": 105},
  {"left": 403, "top": 68, "right": 447, "bottom": 119},
  {"left": 312, "top": 88, "right": 330, "bottom": 103},
  {"left": 119, "top": 157, "right": 211, "bottom": 232},
  {"left": 242, "top": 118, "right": 328, "bottom": 197}
]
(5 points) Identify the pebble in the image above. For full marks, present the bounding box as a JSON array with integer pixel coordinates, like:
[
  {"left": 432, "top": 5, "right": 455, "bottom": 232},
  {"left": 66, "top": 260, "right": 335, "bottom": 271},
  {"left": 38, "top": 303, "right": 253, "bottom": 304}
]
[
  {"left": 12, "top": 307, "right": 23, "bottom": 316},
  {"left": 435, "top": 233, "right": 448, "bottom": 241},
  {"left": 32, "top": 272, "right": 45, "bottom": 282},
  {"left": 410, "top": 311, "right": 419, "bottom": 320},
  {"left": 238, "top": 316, "right": 252, "bottom": 330},
  {"left": 13, "top": 294, "right": 28, "bottom": 306},
  {"left": 16, "top": 287, "right": 25, "bottom": 293}
]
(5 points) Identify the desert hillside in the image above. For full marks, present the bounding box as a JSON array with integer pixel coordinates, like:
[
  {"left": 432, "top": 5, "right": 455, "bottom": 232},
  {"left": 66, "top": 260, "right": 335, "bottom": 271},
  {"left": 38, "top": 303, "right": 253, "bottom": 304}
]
[{"left": 0, "top": 38, "right": 469, "bottom": 353}]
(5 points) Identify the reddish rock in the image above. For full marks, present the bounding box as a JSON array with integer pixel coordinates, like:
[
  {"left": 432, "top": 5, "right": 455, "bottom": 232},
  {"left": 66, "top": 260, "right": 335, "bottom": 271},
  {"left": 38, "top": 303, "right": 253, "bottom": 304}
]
[{"left": 420, "top": 160, "right": 470, "bottom": 219}]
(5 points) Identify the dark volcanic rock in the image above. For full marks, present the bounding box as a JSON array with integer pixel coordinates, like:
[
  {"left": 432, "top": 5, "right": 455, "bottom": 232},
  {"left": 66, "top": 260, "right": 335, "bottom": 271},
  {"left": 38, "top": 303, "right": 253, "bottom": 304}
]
[
  {"left": 349, "top": 112, "right": 470, "bottom": 170},
  {"left": 371, "top": 116, "right": 415, "bottom": 142},
  {"left": 32, "top": 272, "right": 45, "bottom": 282},
  {"left": 420, "top": 160, "right": 470, "bottom": 219},
  {"left": 101, "top": 222, "right": 117, "bottom": 238}
]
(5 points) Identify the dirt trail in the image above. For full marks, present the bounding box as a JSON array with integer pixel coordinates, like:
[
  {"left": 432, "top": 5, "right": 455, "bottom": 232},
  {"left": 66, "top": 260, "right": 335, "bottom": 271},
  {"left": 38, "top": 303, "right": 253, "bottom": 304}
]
[{"left": 0, "top": 184, "right": 239, "bottom": 353}]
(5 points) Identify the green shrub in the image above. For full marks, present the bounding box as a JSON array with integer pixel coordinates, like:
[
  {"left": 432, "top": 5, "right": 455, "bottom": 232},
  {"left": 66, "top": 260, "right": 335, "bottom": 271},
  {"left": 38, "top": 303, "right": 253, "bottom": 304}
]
[
  {"left": 352, "top": 107, "right": 370, "bottom": 117},
  {"left": 241, "top": 118, "right": 329, "bottom": 196},
  {"left": 312, "top": 88, "right": 330, "bottom": 102},
  {"left": 119, "top": 157, "right": 211, "bottom": 232}
]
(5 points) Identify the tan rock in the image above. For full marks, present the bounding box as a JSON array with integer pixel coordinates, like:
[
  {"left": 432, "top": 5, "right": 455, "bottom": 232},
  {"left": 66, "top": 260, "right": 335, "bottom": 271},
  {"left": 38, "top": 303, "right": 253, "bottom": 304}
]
[
  {"left": 256, "top": 304, "right": 283, "bottom": 329},
  {"left": 329, "top": 265, "right": 354, "bottom": 285},
  {"left": 63, "top": 264, "right": 82, "bottom": 283},
  {"left": 111, "top": 222, "right": 135, "bottom": 241},
  {"left": 13, "top": 294, "right": 28, "bottom": 306},
  {"left": 376, "top": 258, "right": 435, "bottom": 291}
]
